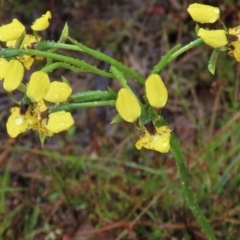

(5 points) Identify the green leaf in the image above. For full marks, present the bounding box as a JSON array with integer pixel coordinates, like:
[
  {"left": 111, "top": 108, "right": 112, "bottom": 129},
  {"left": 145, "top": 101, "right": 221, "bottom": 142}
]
[
  {"left": 208, "top": 49, "right": 219, "bottom": 75},
  {"left": 14, "top": 30, "right": 26, "bottom": 49},
  {"left": 39, "top": 132, "right": 46, "bottom": 146},
  {"left": 154, "top": 118, "right": 166, "bottom": 128},
  {"left": 111, "top": 114, "right": 123, "bottom": 124},
  {"left": 58, "top": 23, "right": 68, "bottom": 43},
  {"left": 195, "top": 23, "right": 200, "bottom": 35},
  {"left": 61, "top": 75, "right": 70, "bottom": 85}
]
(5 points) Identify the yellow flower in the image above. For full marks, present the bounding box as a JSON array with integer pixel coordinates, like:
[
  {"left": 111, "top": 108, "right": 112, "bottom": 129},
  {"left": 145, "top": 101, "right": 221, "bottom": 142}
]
[
  {"left": 31, "top": 11, "right": 51, "bottom": 31},
  {"left": 26, "top": 71, "right": 50, "bottom": 102},
  {"left": 229, "top": 26, "right": 240, "bottom": 40},
  {"left": 46, "top": 111, "right": 74, "bottom": 133},
  {"left": 44, "top": 81, "right": 72, "bottom": 103},
  {"left": 0, "top": 58, "right": 9, "bottom": 79},
  {"left": 116, "top": 88, "right": 141, "bottom": 122},
  {"left": 197, "top": 28, "right": 227, "bottom": 48},
  {"left": 6, "top": 100, "right": 52, "bottom": 138},
  {"left": 136, "top": 126, "right": 171, "bottom": 153},
  {"left": 0, "top": 11, "right": 50, "bottom": 69},
  {"left": 3, "top": 59, "right": 24, "bottom": 92},
  {"left": 187, "top": 3, "right": 220, "bottom": 24},
  {"left": 26, "top": 72, "right": 72, "bottom": 103},
  {"left": 6, "top": 107, "right": 32, "bottom": 138},
  {"left": 6, "top": 100, "right": 74, "bottom": 138},
  {"left": 0, "top": 19, "right": 25, "bottom": 41},
  {"left": 145, "top": 74, "right": 168, "bottom": 109},
  {"left": 228, "top": 26, "right": 240, "bottom": 62}
]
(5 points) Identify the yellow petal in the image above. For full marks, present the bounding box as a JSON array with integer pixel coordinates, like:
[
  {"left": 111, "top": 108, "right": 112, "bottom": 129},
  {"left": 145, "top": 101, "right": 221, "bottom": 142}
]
[
  {"left": 26, "top": 71, "right": 50, "bottom": 102},
  {"left": 0, "top": 58, "right": 9, "bottom": 80},
  {"left": 228, "top": 26, "right": 240, "bottom": 61},
  {"left": 38, "top": 119, "right": 54, "bottom": 137},
  {"left": 4, "top": 60, "right": 24, "bottom": 92},
  {"left": 145, "top": 74, "right": 168, "bottom": 108},
  {"left": 198, "top": 28, "right": 227, "bottom": 48},
  {"left": 6, "top": 107, "right": 31, "bottom": 138},
  {"left": 116, "top": 88, "right": 141, "bottom": 122},
  {"left": 31, "top": 11, "right": 51, "bottom": 31},
  {"left": 17, "top": 55, "right": 34, "bottom": 70},
  {"left": 44, "top": 81, "right": 72, "bottom": 103},
  {"left": 187, "top": 3, "right": 220, "bottom": 23},
  {"left": 0, "top": 19, "right": 25, "bottom": 41},
  {"left": 46, "top": 111, "right": 74, "bottom": 133},
  {"left": 229, "top": 41, "right": 240, "bottom": 62},
  {"left": 135, "top": 126, "right": 171, "bottom": 153},
  {"left": 37, "top": 100, "right": 48, "bottom": 112},
  {"left": 229, "top": 26, "right": 240, "bottom": 40},
  {"left": 7, "top": 34, "right": 39, "bottom": 48},
  {"left": 26, "top": 101, "right": 54, "bottom": 137}
]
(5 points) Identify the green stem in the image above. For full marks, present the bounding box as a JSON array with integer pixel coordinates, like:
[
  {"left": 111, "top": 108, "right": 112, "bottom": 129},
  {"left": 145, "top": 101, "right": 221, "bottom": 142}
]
[
  {"left": 151, "top": 44, "right": 181, "bottom": 74},
  {"left": 168, "top": 38, "right": 203, "bottom": 63},
  {"left": 48, "top": 100, "right": 115, "bottom": 114},
  {"left": 0, "top": 48, "right": 114, "bottom": 78},
  {"left": 34, "top": 40, "right": 145, "bottom": 84},
  {"left": 40, "top": 62, "right": 87, "bottom": 73},
  {"left": 69, "top": 91, "right": 117, "bottom": 103},
  {"left": 110, "top": 66, "right": 132, "bottom": 91},
  {"left": 170, "top": 133, "right": 215, "bottom": 239}
]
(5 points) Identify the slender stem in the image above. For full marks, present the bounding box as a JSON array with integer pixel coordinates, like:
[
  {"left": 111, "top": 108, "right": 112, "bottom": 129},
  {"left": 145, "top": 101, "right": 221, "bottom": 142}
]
[
  {"left": 110, "top": 66, "right": 132, "bottom": 91},
  {"left": 168, "top": 38, "right": 203, "bottom": 63},
  {"left": 170, "top": 132, "right": 216, "bottom": 239},
  {"left": 0, "top": 48, "right": 114, "bottom": 78},
  {"left": 41, "top": 62, "right": 87, "bottom": 73},
  {"left": 35, "top": 40, "right": 145, "bottom": 84},
  {"left": 48, "top": 100, "right": 115, "bottom": 113},
  {"left": 151, "top": 44, "right": 181, "bottom": 74},
  {"left": 69, "top": 91, "right": 116, "bottom": 103}
]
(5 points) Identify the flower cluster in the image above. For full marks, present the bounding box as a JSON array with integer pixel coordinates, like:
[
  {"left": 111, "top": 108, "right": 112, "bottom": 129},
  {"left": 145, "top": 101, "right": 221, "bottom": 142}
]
[
  {"left": 6, "top": 71, "right": 74, "bottom": 138},
  {"left": 0, "top": 11, "right": 51, "bottom": 69},
  {"left": 0, "top": 12, "right": 74, "bottom": 138},
  {"left": 115, "top": 74, "right": 171, "bottom": 153},
  {"left": 187, "top": 3, "right": 240, "bottom": 62},
  {"left": 7, "top": 101, "right": 74, "bottom": 138}
]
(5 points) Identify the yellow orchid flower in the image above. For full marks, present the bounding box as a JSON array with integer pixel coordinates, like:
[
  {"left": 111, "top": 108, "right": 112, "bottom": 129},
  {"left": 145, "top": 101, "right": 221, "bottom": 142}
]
[
  {"left": 0, "top": 19, "right": 25, "bottom": 41},
  {"left": 228, "top": 26, "right": 240, "bottom": 62},
  {"left": 6, "top": 101, "right": 52, "bottom": 138},
  {"left": 6, "top": 107, "right": 32, "bottom": 138},
  {"left": 136, "top": 126, "right": 171, "bottom": 153},
  {"left": 116, "top": 88, "right": 141, "bottom": 122},
  {"left": 6, "top": 100, "right": 74, "bottom": 138},
  {"left": 31, "top": 11, "right": 51, "bottom": 31},
  {"left": 44, "top": 81, "right": 72, "bottom": 103},
  {"left": 145, "top": 74, "right": 168, "bottom": 109},
  {"left": 26, "top": 71, "right": 50, "bottom": 102},
  {"left": 187, "top": 3, "right": 220, "bottom": 24},
  {"left": 46, "top": 111, "right": 74, "bottom": 133},
  {"left": 229, "top": 26, "right": 240, "bottom": 40},
  {"left": 3, "top": 59, "right": 24, "bottom": 92},
  {"left": 197, "top": 28, "right": 228, "bottom": 48}
]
